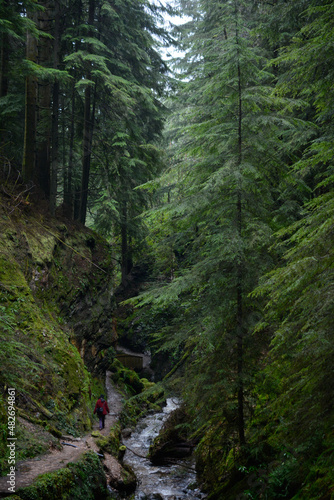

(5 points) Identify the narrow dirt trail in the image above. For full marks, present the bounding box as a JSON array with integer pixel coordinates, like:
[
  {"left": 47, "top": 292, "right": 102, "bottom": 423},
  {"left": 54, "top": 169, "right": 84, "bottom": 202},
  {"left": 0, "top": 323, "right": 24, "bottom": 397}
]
[{"left": 0, "top": 371, "right": 123, "bottom": 496}]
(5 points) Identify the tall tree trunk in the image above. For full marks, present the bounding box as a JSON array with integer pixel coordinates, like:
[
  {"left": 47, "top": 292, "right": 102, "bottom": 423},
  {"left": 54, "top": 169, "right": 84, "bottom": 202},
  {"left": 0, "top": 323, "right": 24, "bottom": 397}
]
[
  {"left": 0, "top": 36, "right": 9, "bottom": 100},
  {"left": 36, "top": 79, "right": 51, "bottom": 195},
  {"left": 50, "top": 79, "right": 59, "bottom": 214},
  {"left": 50, "top": 0, "right": 61, "bottom": 215},
  {"left": 79, "top": 83, "right": 91, "bottom": 223},
  {"left": 73, "top": 185, "right": 81, "bottom": 221},
  {"left": 64, "top": 78, "right": 76, "bottom": 218},
  {"left": 22, "top": 13, "right": 38, "bottom": 184},
  {"left": 79, "top": 0, "right": 95, "bottom": 224},
  {"left": 236, "top": 22, "right": 245, "bottom": 447},
  {"left": 121, "top": 200, "right": 129, "bottom": 285},
  {"left": 0, "top": 1, "right": 9, "bottom": 153},
  {"left": 0, "top": 0, "right": 9, "bottom": 99},
  {"left": 36, "top": 1, "right": 52, "bottom": 197}
]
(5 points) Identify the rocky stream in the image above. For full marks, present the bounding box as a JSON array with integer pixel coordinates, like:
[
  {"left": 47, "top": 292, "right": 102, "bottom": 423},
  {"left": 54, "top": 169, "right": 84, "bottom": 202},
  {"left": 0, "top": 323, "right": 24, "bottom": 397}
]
[{"left": 122, "top": 398, "right": 205, "bottom": 500}]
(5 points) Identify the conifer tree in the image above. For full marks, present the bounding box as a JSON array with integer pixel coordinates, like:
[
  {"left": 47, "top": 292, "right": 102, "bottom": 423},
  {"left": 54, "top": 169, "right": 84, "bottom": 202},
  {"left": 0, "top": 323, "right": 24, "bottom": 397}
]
[
  {"left": 249, "top": 2, "right": 334, "bottom": 495},
  {"left": 86, "top": 0, "right": 169, "bottom": 276},
  {"left": 0, "top": 0, "right": 37, "bottom": 163},
  {"left": 21, "top": 0, "right": 67, "bottom": 201},
  {"left": 22, "top": 10, "right": 38, "bottom": 184},
  {"left": 134, "top": 0, "right": 299, "bottom": 453}
]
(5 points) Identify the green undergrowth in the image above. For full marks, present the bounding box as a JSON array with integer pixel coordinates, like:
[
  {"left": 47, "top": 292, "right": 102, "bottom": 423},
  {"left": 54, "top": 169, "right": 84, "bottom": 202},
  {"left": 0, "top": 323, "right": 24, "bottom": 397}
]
[
  {"left": 95, "top": 422, "right": 122, "bottom": 457},
  {"left": 119, "top": 382, "right": 165, "bottom": 429},
  {"left": 193, "top": 412, "right": 334, "bottom": 500},
  {"left": 15, "top": 417, "right": 61, "bottom": 462},
  {"left": 291, "top": 446, "right": 334, "bottom": 499},
  {"left": 15, "top": 451, "right": 108, "bottom": 500}
]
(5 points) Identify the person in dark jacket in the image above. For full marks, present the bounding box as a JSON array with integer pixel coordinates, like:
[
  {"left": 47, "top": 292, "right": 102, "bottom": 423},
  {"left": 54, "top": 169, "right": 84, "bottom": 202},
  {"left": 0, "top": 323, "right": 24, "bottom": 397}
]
[{"left": 94, "top": 394, "right": 110, "bottom": 430}]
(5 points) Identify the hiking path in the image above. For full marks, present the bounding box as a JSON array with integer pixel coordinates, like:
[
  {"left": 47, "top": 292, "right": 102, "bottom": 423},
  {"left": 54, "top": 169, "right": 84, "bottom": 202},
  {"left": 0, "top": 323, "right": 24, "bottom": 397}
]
[{"left": 0, "top": 371, "right": 123, "bottom": 496}]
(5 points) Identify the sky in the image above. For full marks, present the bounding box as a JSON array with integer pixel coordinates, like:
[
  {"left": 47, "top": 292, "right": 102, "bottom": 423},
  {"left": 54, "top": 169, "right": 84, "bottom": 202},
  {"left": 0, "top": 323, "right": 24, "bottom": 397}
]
[{"left": 152, "top": 0, "right": 191, "bottom": 61}]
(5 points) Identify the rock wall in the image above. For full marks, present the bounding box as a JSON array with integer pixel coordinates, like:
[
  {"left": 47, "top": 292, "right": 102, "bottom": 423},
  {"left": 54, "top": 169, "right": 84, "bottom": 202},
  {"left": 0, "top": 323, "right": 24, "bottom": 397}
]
[{"left": 0, "top": 192, "right": 116, "bottom": 473}]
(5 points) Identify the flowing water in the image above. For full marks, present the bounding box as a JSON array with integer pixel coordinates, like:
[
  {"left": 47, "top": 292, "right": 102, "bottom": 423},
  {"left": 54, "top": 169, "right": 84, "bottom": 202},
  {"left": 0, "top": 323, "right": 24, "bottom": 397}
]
[{"left": 123, "top": 398, "right": 206, "bottom": 500}]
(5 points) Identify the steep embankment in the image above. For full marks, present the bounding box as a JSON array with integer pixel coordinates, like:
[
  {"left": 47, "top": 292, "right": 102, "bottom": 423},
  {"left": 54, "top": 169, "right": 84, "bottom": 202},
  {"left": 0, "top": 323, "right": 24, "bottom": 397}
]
[{"left": 0, "top": 188, "right": 116, "bottom": 476}]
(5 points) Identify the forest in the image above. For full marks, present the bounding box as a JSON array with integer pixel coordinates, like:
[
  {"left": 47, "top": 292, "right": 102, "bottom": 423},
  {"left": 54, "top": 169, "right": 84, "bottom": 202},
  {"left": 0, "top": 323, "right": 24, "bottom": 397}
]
[{"left": 0, "top": 0, "right": 333, "bottom": 498}]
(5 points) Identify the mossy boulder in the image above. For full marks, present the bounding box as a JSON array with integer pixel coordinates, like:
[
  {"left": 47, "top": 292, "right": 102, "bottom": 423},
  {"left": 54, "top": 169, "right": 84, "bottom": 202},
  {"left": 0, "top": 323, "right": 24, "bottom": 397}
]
[
  {"left": 94, "top": 423, "right": 121, "bottom": 457},
  {"left": 120, "top": 384, "right": 165, "bottom": 428},
  {"left": 110, "top": 360, "right": 144, "bottom": 395},
  {"left": 118, "top": 445, "right": 126, "bottom": 461},
  {"left": 141, "top": 378, "right": 155, "bottom": 390},
  {"left": 112, "top": 463, "right": 137, "bottom": 494},
  {"left": 16, "top": 452, "right": 107, "bottom": 500},
  {"left": 119, "top": 463, "right": 137, "bottom": 493},
  {"left": 148, "top": 406, "right": 195, "bottom": 465}
]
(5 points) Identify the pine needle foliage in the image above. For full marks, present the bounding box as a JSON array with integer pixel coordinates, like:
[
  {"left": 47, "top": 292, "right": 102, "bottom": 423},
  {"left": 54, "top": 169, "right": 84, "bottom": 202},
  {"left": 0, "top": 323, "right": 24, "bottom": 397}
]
[
  {"left": 243, "top": 0, "right": 334, "bottom": 490},
  {"left": 132, "top": 0, "right": 302, "bottom": 451}
]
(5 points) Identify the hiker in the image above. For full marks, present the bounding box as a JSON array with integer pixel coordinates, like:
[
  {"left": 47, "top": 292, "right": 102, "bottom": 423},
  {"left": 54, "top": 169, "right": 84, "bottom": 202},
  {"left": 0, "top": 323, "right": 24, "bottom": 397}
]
[{"left": 94, "top": 394, "right": 110, "bottom": 430}]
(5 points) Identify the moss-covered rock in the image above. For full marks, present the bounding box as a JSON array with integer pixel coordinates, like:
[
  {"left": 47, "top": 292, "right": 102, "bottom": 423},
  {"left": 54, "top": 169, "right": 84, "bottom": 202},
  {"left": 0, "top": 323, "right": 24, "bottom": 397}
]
[
  {"left": 91, "top": 431, "right": 101, "bottom": 438},
  {"left": 118, "top": 463, "right": 137, "bottom": 494},
  {"left": 0, "top": 255, "right": 92, "bottom": 469},
  {"left": 194, "top": 419, "right": 237, "bottom": 498},
  {"left": 16, "top": 452, "right": 107, "bottom": 500},
  {"left": 109, "top": 461, "right": 137, "bottom": 494},
  {"left": 110, "top": 360, "right": 144, "bottom": 395},
  {"left": 149, "top": 406, "right": 195, "bottom": 465},
  {"left": 94, "top": 423, "right": 121, "bottom": 457},
  {"left": 120, "top": 384, "right": 165, "bottom": 428},
  {"left": 118, "top": 445, "right": 126, "bottom": 461}
]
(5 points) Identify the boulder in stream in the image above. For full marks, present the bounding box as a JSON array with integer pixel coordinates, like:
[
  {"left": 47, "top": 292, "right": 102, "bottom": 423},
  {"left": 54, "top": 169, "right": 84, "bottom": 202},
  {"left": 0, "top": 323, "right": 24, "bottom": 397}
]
[{"left": 148, "top": 406, "right": 196, "bottom": 465}]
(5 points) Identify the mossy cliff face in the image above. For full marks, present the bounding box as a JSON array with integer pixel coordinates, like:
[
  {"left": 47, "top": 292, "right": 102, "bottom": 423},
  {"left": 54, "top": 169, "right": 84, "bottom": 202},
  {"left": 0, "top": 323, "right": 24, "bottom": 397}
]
[
  {"left": 0, "top": 195, "right": 116, "bottom": 473},
  {"left": 1, "top": 195, "right": 117, "bottom": 367}
]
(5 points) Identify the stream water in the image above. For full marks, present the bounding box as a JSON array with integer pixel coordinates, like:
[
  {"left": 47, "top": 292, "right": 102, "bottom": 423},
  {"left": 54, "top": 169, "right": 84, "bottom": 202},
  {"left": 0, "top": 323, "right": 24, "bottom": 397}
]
[{"left": 123, "top": 398, "right": 206, "bottom": 500}]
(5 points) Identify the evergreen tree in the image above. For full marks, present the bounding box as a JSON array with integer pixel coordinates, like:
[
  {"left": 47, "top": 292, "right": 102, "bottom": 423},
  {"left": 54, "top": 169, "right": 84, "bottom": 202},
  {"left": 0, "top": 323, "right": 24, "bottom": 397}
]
[
  {"left": 249, "top": 2, "right": 334, "bottom": 496},
  {"left": 0, "top": 0, "right": 39, "bottom": 168},
  {"left": 0, "top": 0, "right": 169, "bottom": 227},
  {"left": 87, "top": 0, "right": 170, "bottom": 278},
  {"left": 133, "top": 0, "right": 299, "bottom": 454}
]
